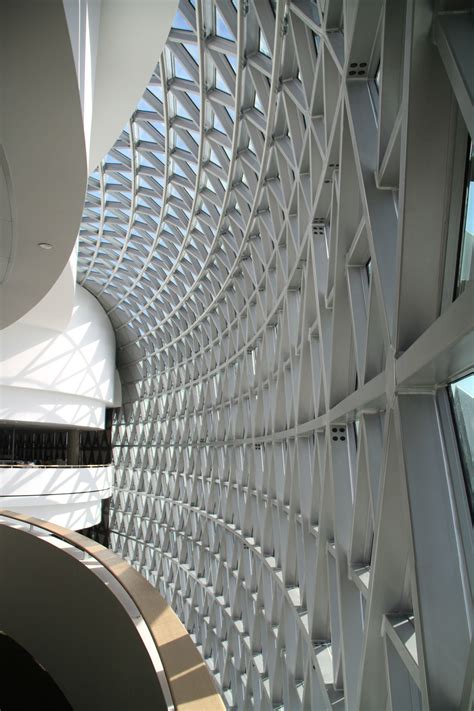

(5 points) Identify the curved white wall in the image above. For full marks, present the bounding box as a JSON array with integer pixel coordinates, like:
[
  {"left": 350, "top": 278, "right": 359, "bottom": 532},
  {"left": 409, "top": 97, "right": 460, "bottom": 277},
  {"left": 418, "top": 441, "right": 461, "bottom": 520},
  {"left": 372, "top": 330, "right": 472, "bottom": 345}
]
[
  {"left": 0, "top": 388, "right": 107, "bottom": 430},
  {"left": 0, "top": 465, "right": 112, "bottom": 498},
  {"left": 0, "top": 464, "right": 112, "bottom": 530},
  {"left": 0, "top": 285, "right": 120, "bottom": 428}
]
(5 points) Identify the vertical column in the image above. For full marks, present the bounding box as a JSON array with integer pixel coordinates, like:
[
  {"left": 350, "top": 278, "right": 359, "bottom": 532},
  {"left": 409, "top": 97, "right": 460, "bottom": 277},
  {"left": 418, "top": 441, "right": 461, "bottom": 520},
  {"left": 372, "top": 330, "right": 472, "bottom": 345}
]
[
  {"left": 397, "top": 393, "right": 471, "bottom": 710},
  {"left": 67, "top": 430, "right": 81, "bottom": 466}
]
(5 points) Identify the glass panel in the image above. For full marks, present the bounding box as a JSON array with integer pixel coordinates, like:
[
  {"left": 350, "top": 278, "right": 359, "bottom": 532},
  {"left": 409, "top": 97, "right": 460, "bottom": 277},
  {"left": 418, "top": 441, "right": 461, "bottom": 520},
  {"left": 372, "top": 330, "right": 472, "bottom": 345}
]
[
  {"left": 215, "top": 6, "right": 233, "bottom": 40},
  {"left": 456, "top": 140, "right": 474, "bottom": 296},
  {"left": 259, "top": 29, "right": 271, "bottom": 57},
  {"left": 449, "top": 372, "right": 474, "bottom": 515}
]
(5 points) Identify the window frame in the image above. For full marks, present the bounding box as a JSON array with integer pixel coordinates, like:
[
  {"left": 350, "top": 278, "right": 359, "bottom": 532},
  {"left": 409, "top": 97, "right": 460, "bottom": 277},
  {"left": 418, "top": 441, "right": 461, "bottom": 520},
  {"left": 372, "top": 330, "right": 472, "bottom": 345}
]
[
  {"left": 440, "top": 116, "right": 470, "bottom": 310},
  {"left": 446, "top": 371, "right": 474, "bottom": 521},
  {"left": 454, "top": 138, "right": 474, "bottom": 299},
  {"left": 437, "top": 388, "right": 474, "bottom": 593}
]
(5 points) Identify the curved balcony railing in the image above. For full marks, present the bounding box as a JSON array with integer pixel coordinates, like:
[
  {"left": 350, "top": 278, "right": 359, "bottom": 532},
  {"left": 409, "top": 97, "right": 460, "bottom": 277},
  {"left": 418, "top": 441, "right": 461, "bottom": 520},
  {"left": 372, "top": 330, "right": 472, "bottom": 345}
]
[
  {"left": 0, "top": 464, "right": 114, "bottom": 530},
  {"left": 0, "top": 509, "right": 224, "bottom": 711},
  {"left": 0, "top": 462, "right": 111, "bottom": 469}
]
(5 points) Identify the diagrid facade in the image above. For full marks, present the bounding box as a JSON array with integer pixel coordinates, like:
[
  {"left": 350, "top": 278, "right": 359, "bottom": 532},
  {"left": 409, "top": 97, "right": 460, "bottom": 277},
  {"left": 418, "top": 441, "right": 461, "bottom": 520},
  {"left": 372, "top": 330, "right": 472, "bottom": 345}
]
[{"left": 78, "top": 1, "right": 474, "bottom": 709}]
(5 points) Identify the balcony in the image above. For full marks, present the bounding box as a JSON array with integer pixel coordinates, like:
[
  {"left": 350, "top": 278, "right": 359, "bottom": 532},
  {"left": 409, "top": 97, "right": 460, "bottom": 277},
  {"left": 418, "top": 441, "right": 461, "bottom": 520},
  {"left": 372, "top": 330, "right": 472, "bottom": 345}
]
[
  {"left": 0, "top": 463, "right": 113, "bottom": 530},
  {"left": 0, "top": 510, "right": 224, "bottom": 710}
]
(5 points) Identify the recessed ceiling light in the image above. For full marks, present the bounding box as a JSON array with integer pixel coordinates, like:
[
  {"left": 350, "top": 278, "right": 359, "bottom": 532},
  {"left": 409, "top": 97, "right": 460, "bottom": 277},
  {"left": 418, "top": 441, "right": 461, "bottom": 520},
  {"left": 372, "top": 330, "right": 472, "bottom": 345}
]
[{"left": 38, "top": 242, "right": 53, "bottom": 250}]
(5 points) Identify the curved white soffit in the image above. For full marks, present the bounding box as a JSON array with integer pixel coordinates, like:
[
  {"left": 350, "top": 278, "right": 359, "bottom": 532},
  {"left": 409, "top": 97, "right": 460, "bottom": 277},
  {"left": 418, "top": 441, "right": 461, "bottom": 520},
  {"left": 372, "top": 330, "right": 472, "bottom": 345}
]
[
  {"left": 0, "top": 284, "right": 118, "bottom": 429},
  {"left": 87, "top": 0, "right": 179, "bottom": 172},
  {"left": 0, "top": 284, "right": 117, "bottom": 401},
  {"left": 0, "top": 0, "right": 87, "bottom": 330}
]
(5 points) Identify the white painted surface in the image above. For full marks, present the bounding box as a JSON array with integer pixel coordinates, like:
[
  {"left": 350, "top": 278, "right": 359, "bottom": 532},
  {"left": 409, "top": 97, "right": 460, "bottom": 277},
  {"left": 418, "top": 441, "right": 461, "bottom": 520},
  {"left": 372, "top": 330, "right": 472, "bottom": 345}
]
[
  {"left": 0, "top": 386, "right": 106, "bottom": 429},
  {"left": 63, "top": 0, "right": 178, "bottom": 171},
  {"left": 0, "top": 0, "right": 87, "bottom": 328},
  {"left": 1, "top": 500, "right": 102, "bottom": 530},
  {"left": 0, "top": 465, "right": 112, "bottom": 498},
  {"left": 0, "top": 285, "right": 120, "bottom": 428},
  {"left": 63, "top": 0, "right": 101, "bottom": 167},
  {"left": 0, "top": 464, "right": 112, "bottom": 530},
  {"left": 20, "top": 245, "right": 78, "bottom": 333},
  {"left": 0, "top": 0, "right": 177, "bottom": 328}
]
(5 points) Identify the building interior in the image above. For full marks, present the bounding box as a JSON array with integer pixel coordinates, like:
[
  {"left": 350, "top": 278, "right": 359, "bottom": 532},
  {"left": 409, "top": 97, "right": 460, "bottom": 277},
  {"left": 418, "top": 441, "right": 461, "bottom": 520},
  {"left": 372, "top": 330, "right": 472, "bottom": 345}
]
[{"left": 0, "top": 0, "right": 473, "bottom": 709}]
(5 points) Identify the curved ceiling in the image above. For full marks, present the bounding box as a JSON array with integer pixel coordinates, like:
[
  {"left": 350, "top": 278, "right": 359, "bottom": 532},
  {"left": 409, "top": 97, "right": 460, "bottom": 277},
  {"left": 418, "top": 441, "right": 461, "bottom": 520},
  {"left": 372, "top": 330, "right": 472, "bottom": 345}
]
[{"left": 77, "top": 0, "right": 283, "bottom": 365}]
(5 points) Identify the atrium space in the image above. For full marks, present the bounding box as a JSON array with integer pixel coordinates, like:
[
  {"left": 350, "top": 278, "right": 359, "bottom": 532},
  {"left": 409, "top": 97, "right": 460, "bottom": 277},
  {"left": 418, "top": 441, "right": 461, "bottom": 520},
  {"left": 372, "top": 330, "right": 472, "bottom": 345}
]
[{"left": 0, "top": 1, "right": 473, "bottom": 709}]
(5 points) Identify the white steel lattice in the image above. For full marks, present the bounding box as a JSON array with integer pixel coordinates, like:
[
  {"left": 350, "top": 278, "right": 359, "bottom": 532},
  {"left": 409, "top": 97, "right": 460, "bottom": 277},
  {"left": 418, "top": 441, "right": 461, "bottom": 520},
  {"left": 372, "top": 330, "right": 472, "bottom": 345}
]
[{"left": 78, "top": 1, "right": 474, "bottom": 709}]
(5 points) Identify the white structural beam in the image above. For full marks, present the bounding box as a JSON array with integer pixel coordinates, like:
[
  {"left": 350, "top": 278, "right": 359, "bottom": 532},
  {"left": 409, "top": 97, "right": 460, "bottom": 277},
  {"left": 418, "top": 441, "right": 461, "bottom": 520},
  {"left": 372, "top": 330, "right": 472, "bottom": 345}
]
[
  {"left": 76, "top": 1, "right": 474, "bottom": 708},
  {"left": 434, "top": 10, "right": 474, "bottom": 137}
]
